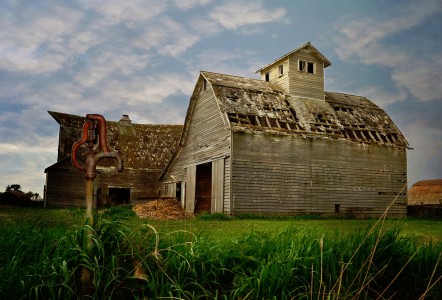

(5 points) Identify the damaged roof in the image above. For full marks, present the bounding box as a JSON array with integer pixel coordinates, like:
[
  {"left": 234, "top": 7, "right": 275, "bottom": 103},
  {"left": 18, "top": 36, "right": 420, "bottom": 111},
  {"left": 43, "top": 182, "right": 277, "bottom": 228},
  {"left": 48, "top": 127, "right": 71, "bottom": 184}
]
[
  {"left": 48, "top": 111, "right": 183, "bottom": 170},
  {"left": 201, "top": 71, "right": 408, "bottom": 148}
]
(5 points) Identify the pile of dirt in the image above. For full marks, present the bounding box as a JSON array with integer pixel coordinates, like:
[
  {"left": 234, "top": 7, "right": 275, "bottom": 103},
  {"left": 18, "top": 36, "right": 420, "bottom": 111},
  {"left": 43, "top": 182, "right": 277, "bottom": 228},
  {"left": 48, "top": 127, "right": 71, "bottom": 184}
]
[{"left": 132, "top": 198, "right": 191, "bottom": 220}]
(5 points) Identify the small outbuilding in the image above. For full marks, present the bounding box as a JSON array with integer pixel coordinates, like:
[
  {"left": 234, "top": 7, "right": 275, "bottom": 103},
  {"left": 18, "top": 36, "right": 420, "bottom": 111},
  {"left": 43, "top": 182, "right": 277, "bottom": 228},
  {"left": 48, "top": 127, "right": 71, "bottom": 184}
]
[
  {"left": 160, "top": 42, "right": 409, "bottom": 217},
  {"left": 408, "top": 179, "right": 442, "bottom": 217}
]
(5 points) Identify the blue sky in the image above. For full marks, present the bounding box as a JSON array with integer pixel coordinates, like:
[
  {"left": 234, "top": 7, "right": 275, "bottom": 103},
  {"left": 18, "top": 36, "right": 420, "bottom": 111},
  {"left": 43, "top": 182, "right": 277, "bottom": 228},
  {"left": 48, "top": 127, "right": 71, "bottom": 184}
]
[{"left": 1, "top": 0, "right": 441, "bottom": 196}]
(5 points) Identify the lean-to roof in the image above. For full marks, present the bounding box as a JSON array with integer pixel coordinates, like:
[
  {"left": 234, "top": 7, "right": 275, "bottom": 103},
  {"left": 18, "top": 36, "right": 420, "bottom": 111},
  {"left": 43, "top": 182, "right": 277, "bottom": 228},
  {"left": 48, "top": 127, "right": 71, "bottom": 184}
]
[{"left": 201, "top": 71, "right": 408, "bottom": 147}]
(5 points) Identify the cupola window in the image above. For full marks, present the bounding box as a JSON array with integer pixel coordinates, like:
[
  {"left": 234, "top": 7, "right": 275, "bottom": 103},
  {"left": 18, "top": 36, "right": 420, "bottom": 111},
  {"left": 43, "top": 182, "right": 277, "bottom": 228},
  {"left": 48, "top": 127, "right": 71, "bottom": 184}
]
[{"left": 299, "top": 60, "right": 315, "bottom": 74}]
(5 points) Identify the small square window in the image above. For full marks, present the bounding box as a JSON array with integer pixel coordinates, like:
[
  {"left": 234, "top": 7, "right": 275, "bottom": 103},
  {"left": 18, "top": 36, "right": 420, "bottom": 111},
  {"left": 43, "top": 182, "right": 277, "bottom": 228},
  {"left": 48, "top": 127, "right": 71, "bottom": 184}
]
[
  {"left": 278, "top": 65, "right": 284, "bottom": 75},
  {"left": 299, "top": 60, "right": 306, "bottom": 71},
  {"left": 299, "top": 60, "right": 315, "bottom": 74},
  {"left": 265, "top": 72, "right": 270, "bottom": 82}
]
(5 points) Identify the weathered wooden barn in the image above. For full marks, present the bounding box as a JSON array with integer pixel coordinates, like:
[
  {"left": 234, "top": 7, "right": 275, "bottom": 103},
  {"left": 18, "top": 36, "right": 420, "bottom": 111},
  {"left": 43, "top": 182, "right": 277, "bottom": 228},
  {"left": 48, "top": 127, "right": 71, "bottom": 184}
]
[
  {"left": 45, "top": 112, "right": 182, "bottom": 208},
  {"left": 160, "top": 42, "right": 409, "bottom": 217},
  {"left": 407, "top": 179, "right": 442, "bottom": 217}
]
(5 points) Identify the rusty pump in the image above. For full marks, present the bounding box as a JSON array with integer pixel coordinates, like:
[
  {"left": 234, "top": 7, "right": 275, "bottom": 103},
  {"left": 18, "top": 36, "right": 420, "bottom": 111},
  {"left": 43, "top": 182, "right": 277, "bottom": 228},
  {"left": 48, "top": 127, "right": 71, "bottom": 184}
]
[{"left": 71, "top": 114, "right": 123, "bottom": 297}]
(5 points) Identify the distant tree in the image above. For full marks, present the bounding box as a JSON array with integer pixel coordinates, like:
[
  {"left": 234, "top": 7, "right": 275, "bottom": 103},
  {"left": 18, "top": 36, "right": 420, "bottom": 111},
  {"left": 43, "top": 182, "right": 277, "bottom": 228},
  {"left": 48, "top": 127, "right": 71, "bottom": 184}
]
[
  {"left": 25, "top": 191, "right": 41, "bottom": 201},
  {"left": 5, "top": 184, "right": 22, "bottom": 192}
]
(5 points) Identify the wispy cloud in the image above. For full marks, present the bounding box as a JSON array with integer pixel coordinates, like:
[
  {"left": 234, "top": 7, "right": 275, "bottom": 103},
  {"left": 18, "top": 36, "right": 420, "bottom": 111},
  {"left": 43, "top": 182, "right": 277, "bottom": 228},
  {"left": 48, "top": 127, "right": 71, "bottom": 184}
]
[
  {"left": 0, "top": 3, "right": 83, "bottom": 73},
  {"left": 209, "top": 0, "right": 286, "bottom": 30},
  {"left": 332, "top": 0, "right": 442, "bottom": 103}
]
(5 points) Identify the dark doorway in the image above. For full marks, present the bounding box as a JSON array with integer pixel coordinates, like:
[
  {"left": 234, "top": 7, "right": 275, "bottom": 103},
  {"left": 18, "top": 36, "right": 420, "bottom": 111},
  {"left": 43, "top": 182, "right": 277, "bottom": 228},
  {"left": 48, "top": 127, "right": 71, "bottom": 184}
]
[
  {"left": 195, "top": 162, "right": 212, "bottom": 213},
  {"left": 108, "top": 187, "right": 130, "bottom": 205},
  {"left": 176, "top": 182, "right": 182, "bottom": 201},
  {"left": 335, "top": 204, "right": 341, "bottom": 214}
]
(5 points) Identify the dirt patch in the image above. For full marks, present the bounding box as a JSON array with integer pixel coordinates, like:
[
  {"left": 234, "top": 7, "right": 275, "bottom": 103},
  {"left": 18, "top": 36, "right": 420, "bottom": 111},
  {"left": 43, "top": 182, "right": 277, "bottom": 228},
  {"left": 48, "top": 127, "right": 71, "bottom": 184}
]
[{"left": 132, "top": 198, "right": 192, "bottom": 220}]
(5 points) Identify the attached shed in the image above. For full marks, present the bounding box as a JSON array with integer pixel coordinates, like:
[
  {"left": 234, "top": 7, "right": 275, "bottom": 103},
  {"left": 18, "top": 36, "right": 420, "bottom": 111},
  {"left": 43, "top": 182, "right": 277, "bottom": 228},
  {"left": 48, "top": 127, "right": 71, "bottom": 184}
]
[
  {"left": 160, "top": 42, "right": 409, "bottom": 217},
  {"left": 45, "top": 112, "right": 182, "bottom": 208}
]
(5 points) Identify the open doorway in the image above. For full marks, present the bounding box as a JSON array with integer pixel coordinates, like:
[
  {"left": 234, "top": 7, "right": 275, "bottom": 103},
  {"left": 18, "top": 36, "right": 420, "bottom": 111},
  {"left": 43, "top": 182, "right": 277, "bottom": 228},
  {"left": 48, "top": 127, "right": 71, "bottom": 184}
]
[
  {"left": 195, "top": 162, "right": 212, "bottom": 213},
  {"left": 108, "top": 187, "right": 131, "bottom": 205}
]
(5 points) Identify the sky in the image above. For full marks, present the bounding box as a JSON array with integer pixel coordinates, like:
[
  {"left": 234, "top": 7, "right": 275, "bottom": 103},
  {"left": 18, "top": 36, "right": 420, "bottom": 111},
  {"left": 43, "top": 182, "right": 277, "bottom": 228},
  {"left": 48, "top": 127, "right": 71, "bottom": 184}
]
[{"left": 0, "top": 0, "right": 441, "bottom": 197}]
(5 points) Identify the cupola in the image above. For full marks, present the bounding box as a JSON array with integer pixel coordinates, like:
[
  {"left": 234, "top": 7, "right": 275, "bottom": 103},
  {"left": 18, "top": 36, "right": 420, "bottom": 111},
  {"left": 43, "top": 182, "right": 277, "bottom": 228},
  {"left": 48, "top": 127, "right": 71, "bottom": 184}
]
[{"left": 256, "top": 42, "right": 331, "bottom": 100}]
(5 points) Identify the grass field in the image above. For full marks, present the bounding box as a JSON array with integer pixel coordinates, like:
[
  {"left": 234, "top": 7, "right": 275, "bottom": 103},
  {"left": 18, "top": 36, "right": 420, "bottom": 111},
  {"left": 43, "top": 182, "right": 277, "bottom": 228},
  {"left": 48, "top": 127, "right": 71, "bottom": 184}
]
[
  {"left": 0, "top": 207, "right": 441, "bottom": 299},
  {"left": 1, "top": 207, "right": 441, "bottom": 243}
]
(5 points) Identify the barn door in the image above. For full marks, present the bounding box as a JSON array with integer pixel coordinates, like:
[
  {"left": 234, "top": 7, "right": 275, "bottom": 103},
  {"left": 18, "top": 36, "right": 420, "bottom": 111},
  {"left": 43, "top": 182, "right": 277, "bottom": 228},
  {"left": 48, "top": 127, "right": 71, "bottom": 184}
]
[
  {"left": 211, "top": 158, "right": 224, "bottom": 213},
  {"left": 185, "top": 166, "right": 196, "bottom": 213},
  {"left": 195, "top": 162, "right": 212, "bottom": 213}
]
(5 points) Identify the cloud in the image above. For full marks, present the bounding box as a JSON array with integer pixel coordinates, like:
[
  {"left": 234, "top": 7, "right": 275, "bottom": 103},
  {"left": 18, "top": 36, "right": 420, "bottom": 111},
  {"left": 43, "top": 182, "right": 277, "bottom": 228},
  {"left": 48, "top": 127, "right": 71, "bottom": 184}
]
[
  {"left": 75, "top": 0, "right": 167, "bottom": 27},
  {"left": 403, "top": 120, "right": 442, "bottom": 184},
  {"left": 173, "top": 0, "right": 212, "bottom": 10},
  {"left": 100, "top": 73, "right": 196, "bottom": 106},
  {"left": 353, "top": 85, "right": 408, "bottom": 108},
  {"left": 192, "top": 48, "right": 259, "bottom": 77},
  {"left": 391, "top": 56, "right": 442, "bottom": 102},
  {"left": 0, "top": 3, "right": 83, "bottom": 73},
  {"left": 209, "top": 0, "right": 286, "bottom": 30},
  {"left": 134, "top": 17, "right": 201, "bottom": 57},
  {"left": 332, "top": 0, "right": 442, "bottom": 104},
  {"left": 0, "top": 136, "right": 57, "bottom": 195}
]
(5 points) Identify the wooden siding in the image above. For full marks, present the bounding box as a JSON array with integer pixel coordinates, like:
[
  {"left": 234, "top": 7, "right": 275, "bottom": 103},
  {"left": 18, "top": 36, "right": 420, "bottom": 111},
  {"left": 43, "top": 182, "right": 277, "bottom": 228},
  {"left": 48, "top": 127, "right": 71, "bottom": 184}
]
[
  {"left": 231, "top": 132, "right": 407, "bottom": 217},
  {"left": 258, "top": 47, "right": 325, "bottom": 100},
  {"left": 260, "top": 59, "right": 290, "bottom": 93},
  {"left": 185, "top": 166, "right": 196, "bottom": 212},
  {"left": 96, "top": 168, "right": 159, "bottom": 204},
  {"left": 45, "top": 164, "right": 85, "bottom": 208},
  {"left": 163, "top": 78, "right": 231, "bottom": 213},
  {"left": 212, "top": 158, "right": 225, "bottom": 212},
  {"left": 224, "top": 156, "right": 231, "bottom": 213},
  {"left": 288, "top": 50, "right": 324, "bottom": 100}
]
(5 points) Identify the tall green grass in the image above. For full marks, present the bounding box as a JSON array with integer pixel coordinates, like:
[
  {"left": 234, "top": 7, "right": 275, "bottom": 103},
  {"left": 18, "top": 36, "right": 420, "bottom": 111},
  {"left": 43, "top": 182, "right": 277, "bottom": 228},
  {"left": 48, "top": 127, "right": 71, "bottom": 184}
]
[{"left": 0, "top": 209, "right": 440, "bottom": 299}]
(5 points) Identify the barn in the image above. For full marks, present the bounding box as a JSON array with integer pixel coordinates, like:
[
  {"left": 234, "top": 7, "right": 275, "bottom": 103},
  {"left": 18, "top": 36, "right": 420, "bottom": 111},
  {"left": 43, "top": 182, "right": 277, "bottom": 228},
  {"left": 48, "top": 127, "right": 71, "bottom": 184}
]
[
  {"left": 44, "top": 112, "right": 182, "bottom": 208},
  {"left": 408, "top": 179, "right": 442, "bottom": 217},
  {"left": 160, "top": 42, "right": 409, "bottom": 217}
]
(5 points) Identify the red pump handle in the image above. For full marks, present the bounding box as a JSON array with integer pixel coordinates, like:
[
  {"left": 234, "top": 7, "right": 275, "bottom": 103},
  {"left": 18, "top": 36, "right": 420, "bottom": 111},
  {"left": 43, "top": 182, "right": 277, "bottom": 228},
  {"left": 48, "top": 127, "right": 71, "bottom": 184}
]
[{"left": 71, "top": 121, "right": 90, "bottom": 172}]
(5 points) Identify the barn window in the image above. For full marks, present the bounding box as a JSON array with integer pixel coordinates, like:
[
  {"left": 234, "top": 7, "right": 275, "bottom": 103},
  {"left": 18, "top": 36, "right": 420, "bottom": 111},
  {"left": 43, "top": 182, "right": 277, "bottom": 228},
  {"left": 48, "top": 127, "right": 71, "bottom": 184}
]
[
  {"left": 299, "top": 60, "right": 305, "bottom": 71},
  {"left": 299, "top": 60, "right": 315, "bottom": 74},
  {"left": 278, "top": 64, "right": 284, "bottom": 75},
  {"left": 265, "top": 72, "right": 270, "bottom": 81}
]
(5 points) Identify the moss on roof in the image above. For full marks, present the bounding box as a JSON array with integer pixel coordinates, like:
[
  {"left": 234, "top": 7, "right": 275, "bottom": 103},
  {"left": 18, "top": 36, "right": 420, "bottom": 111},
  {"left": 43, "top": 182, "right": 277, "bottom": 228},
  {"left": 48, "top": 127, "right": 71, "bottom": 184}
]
[
  {"left": 48, "top": 111, "right": 183, "bottom": 170},
  {"left": 201, "top": 72, "right": 408, "bottom": 148}
]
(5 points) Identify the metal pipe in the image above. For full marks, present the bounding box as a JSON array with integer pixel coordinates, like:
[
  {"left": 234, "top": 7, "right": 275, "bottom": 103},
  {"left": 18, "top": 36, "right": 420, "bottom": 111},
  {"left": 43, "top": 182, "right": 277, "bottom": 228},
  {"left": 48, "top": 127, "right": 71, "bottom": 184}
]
[{"left": 71, "top": 114, "right": 123, "bottom": 299}]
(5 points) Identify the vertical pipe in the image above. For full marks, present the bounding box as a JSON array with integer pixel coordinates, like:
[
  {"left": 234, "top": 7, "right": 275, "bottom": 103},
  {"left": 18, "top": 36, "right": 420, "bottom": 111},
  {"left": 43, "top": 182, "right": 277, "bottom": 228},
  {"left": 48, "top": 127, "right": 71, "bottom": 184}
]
[{"left": 82, "top": 178, "right": 94, "bottom": 298}]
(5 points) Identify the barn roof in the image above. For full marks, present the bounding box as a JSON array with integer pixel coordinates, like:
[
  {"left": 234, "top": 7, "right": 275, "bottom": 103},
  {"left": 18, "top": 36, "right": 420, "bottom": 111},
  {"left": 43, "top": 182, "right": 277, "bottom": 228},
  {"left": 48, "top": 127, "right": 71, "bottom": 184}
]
[
  {"left": 48, "top": 111, "right": 183, "bottom": 170},
  {"left": 255, "top": 42, "right": 332, "bottom": 73},
  {"left": 201, "top": 71, "right": 408, "bottom": 148},
  {"left": 408, "top": 179, "right": 442, "bottom": 205}
]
